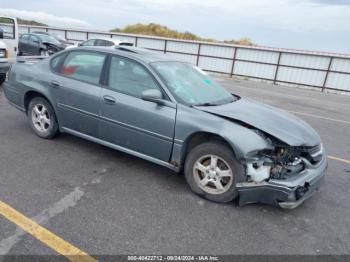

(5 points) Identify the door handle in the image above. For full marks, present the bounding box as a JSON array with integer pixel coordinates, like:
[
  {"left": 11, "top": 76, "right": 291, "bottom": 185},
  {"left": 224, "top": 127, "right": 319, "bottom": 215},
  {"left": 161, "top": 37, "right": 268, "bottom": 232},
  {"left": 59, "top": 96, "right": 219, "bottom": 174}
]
[
  {"left": 103, "top": 95, "right": 116, "bottom": 104},
  {"left": 51, "top": 81, "right": 60, "bottom": 88}
]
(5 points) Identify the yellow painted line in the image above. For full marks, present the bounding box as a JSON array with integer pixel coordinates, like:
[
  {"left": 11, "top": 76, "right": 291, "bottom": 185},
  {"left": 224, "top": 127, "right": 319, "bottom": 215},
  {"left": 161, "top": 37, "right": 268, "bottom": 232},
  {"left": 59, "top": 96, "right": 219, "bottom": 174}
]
[
  {"left": 328, "top": 156, "right": 350, "bottom": 165},
  {"left": 0, "top": 200, "right": 97, "bottom": 262}
]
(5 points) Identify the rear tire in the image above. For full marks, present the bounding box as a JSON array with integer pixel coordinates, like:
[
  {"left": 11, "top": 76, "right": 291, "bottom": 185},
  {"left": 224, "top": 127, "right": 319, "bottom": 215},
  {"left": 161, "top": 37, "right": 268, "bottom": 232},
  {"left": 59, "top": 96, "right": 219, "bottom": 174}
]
[
  {"left": 0, "top": 73, "right": 5, "bottom": 86},
  {"left": 184, "top": 141, "right": 243, "bottom": 203},
  {"left": 28, "top": 97, "right": 58, "bottom": 139}
]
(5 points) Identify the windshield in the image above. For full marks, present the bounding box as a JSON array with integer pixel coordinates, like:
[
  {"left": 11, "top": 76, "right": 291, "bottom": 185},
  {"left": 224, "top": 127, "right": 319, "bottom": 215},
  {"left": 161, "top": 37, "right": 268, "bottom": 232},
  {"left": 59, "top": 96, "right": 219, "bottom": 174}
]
[
  {"left": 53, "top": 34, "right": 66, "bottom": 41},
  {"left": 36, "top": 34, "right": 60, "bottom": 45},
  {"left": 151, "top": 62, "right": 235, "bottom": 106}
]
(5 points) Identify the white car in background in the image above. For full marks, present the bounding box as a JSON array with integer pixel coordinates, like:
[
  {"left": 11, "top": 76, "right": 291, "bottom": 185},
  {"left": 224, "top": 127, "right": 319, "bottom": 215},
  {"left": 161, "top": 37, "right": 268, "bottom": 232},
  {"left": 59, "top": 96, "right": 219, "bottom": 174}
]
[
  {"left": 66, "top": 37, "right": 133, "bottom": 49},
  {"left": 0, "top": 16, "right": 18, "bottom": 85}
]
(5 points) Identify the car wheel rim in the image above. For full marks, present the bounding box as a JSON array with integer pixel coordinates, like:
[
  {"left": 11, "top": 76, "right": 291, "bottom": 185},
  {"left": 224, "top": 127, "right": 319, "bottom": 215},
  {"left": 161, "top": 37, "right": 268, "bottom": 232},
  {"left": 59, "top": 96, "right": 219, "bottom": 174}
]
[
  {"left": 193, "top": 154, "right": 233, "bottom": 195},
  {"left": 31, "top": 104, "right": 51, "bottom": 132}
]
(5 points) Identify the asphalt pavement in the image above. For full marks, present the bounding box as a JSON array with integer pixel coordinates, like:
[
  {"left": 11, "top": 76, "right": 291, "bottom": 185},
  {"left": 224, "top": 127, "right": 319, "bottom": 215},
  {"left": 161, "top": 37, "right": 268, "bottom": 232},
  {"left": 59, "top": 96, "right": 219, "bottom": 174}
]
[{"left": 0, "top": 77, "right": 349, "bottom": 258}]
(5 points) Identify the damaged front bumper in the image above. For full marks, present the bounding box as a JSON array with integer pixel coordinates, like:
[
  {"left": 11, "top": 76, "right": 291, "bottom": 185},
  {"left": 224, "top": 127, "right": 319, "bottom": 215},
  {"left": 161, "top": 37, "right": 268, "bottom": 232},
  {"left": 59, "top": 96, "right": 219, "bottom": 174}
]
[{"left": 236, "top": 154, "right": 327, "bottom": 209}]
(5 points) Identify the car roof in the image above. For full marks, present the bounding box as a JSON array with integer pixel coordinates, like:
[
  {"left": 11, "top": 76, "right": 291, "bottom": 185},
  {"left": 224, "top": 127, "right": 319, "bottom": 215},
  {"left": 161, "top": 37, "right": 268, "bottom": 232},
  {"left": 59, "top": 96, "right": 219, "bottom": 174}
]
[
  {"left": 85, "top": 37, "right": 130, "bottom": 45},
  {"left": 73, "top": 46, "right": 182, "bottom": 63},
  {"left": 32, "top": 31, "right": 49, "bottom": 35},
  {"left": 30, "top": 33, "right": 50, "bottom": 38}
]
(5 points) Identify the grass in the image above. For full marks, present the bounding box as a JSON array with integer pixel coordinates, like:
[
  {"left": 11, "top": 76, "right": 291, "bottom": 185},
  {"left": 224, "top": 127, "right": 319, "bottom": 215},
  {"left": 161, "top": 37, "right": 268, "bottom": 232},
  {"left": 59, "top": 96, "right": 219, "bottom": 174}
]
[{"left": 111, "top": 23, "right": 254, "bottom": 46}]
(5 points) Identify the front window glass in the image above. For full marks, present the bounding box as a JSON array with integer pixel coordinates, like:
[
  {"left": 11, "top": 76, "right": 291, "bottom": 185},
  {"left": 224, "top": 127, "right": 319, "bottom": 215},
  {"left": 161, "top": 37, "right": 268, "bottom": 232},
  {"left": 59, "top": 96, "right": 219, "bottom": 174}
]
[
  {"left": 29, "top": 35, "right": 40, "bottom": 43},
  {"left": 21, "top": 34, "right": 29, "bottom": 40},
  {"left": 151, "top": 62, "right": 235, "bottom": 106},
  {"left": 108, "top": 56, "right": 160, "bottom": 98},
  {"left": 0, "top": 17, "right": 15, "bottom": 39},
  {"left": 61, "top": 51, "right": 106, "bottom": 85}
]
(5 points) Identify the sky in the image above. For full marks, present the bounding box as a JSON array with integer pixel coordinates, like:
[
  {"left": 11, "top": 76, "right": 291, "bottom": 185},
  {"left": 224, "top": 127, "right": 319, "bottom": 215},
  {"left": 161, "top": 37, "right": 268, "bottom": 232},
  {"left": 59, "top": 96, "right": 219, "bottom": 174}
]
[{"left": 0, "top": 0, "right": 349, "bottom": 54}]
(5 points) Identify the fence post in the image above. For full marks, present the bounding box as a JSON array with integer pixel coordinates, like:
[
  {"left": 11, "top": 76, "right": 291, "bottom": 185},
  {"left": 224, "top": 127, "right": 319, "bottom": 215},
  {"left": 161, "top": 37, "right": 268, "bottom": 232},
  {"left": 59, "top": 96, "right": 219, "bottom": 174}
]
[
  {"left": 322, "top": 57, "right": 333, "bottom": 92},
  {"left": 164, "top": 40, "right": 167, "bottom": 54},
  {"left": 86, "top": 31, "right": 89, "bottom": 40},
  {"left": 135, "top": 36, "right": 138, "bottom": 47},
  {"left": 65, "top": 30, "right": 67, "bottom": 40},
  {"left": 230, "top": 48, "right": 237, "bottom": 78},
  {"left": 273, "top": 52, "right": 282, "bottom": 84},
  {"left": 196, "top": 43, "right": 201, "bottom": 66}
]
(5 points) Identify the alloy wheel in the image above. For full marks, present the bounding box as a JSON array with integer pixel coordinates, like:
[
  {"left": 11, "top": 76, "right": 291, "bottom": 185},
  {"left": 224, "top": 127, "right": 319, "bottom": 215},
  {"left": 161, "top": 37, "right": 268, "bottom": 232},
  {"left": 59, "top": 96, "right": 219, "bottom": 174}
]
[
  {"left": 31, "top": 104, "right": 51, "bottom": 132},
  {"left": 193, "top": 154, "right": 233, "bottom": 195}
]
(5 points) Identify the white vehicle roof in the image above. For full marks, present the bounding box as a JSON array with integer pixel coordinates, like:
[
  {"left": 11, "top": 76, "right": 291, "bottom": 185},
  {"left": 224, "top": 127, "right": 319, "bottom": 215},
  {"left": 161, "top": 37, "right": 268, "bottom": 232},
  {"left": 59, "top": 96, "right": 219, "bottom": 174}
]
[{"left": 87, "top": 37, "right": 131, "bottom": 46}]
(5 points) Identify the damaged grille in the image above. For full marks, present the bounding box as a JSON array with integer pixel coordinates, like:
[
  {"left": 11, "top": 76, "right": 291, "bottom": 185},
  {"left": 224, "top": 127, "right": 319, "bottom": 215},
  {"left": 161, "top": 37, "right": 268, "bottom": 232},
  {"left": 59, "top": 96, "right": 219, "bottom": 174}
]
[
  {"left": 246, "top": 144, "right": 324, "bottom": 182},
  {"left": 274, "top": 144, "right": 323, "bottom": 165},
  {"left": 269, "top": 144, "right": 323, "bottom": 180},
  {"left": 300, "top": 144, "right": 323, "bottom": 165}
]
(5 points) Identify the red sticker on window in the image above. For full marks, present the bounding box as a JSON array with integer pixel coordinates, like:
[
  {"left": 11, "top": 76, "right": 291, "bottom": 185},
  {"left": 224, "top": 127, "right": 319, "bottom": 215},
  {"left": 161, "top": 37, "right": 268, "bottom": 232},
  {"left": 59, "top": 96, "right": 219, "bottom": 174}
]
[{"left": 61, "top": 65, "right": 78, "bottom": 75}]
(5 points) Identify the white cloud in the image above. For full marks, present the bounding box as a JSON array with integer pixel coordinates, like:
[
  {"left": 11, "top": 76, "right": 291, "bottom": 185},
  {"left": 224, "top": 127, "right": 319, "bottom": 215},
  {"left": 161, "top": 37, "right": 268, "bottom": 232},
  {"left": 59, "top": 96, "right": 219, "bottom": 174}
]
[
  {"left": 1, "top": 0, "right": 349, "bottom": 52},
  {"left": 3, "top": 1, "right": 348, "bottom": 33},
  {"left": 105, "top": 0, "right": 350, "bottom": 32},
  {"left": 0, "top": 8, "right": 90, "bottom": 28}
]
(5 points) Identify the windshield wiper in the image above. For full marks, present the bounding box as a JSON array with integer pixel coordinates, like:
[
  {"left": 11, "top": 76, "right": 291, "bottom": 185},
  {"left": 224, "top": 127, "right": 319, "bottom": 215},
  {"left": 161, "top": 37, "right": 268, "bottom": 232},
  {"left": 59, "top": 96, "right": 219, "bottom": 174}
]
[{"left": 192, "top": 102, "right": 219, "bottom": 107}]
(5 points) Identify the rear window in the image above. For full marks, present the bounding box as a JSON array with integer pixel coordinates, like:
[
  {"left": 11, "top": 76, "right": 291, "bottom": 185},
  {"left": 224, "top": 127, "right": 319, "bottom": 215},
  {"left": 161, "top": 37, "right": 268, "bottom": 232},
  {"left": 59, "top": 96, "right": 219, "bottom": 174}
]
[
  {"left": 60, "top": 51, "right": 106, "bottom": 85},
  {"left": 51, "top": 53, "right": 66, "bottom": 72},
  {"left": 81, "top": 39, "right": 95, "bottom": 46}
]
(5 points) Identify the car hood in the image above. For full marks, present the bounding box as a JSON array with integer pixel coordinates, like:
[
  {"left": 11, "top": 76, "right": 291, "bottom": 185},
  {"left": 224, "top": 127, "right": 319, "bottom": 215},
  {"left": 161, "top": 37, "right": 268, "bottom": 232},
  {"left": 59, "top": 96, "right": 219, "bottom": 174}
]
[
  {"left": 42, "top": 41, "right": 65, "bottom": 49},
  {"left": 196, "top": 98, "right": 320, "bottom": 147}
]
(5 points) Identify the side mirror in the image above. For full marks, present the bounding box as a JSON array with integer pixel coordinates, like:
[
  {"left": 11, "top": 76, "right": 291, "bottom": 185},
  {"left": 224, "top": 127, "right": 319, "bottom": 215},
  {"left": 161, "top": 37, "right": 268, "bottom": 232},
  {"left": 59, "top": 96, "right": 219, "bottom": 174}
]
[
  {"left": 141, "top": 89, "right": 164, "bottom": 104},
  {"left": 78, "top": 43, "right": 82, "bottom": 47},
  {"left": 0, "top": 29, "right": 4, "bottom": 39}
]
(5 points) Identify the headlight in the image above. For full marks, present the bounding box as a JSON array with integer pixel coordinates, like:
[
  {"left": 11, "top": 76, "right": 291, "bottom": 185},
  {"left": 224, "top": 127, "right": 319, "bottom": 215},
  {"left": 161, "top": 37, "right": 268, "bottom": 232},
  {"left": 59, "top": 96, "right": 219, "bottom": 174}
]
[{"left": 0, "top": 49, "right": 6, "bottom": 58}]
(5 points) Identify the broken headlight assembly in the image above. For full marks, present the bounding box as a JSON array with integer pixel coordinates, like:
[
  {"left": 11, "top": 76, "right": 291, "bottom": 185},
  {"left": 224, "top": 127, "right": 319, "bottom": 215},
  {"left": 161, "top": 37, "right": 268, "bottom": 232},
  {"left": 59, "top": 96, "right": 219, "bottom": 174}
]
[{"left": 245, "top": 130, "right": 323, "bottom": 183}]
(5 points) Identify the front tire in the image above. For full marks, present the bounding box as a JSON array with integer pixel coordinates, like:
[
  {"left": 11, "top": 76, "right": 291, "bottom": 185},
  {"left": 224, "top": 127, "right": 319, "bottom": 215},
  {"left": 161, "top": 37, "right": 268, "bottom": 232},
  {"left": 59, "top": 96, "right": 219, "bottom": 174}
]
[
  {"left": 28, "top": 97, "right": 58, "bottom": 139},
  {"left": 40, "top": 49, "right": 49, "bottom": 56},
  {"left": 184, "top": 141, "right": 243, "bottom": 203},
  {"left": 0, "top": 73, "right": 5, "bottom": 86}
]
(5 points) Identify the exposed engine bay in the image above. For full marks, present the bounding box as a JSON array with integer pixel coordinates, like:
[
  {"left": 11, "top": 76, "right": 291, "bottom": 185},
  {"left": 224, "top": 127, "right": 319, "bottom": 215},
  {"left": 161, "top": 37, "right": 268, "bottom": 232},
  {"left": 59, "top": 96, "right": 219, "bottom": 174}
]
[{"left": 245, "top": 129, "right": 323, "bottom": 183}]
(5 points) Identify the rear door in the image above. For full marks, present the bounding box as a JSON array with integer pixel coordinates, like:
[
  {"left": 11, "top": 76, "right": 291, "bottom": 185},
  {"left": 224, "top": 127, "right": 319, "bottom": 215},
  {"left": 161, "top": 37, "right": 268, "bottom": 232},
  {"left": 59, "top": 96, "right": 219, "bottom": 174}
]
[
  {"left": 28, "top": 35, "right": 41, "bottom": 55},
  {"left": 100, "top": 55, "right": 176, "bottom": 161},
  {"left": 19, "top": 34, "right": 30, "bottom": 54},
  {"left": 53, "top": 50, "right": 107, "bottom": 138}
]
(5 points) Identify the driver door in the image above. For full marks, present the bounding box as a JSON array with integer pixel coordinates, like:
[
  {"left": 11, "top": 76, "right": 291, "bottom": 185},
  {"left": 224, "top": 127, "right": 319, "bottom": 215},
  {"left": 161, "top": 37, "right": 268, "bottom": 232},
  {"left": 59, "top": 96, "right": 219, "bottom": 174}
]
[{"left": 100, "top": 56, "right": 176, "bottom": 162}]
